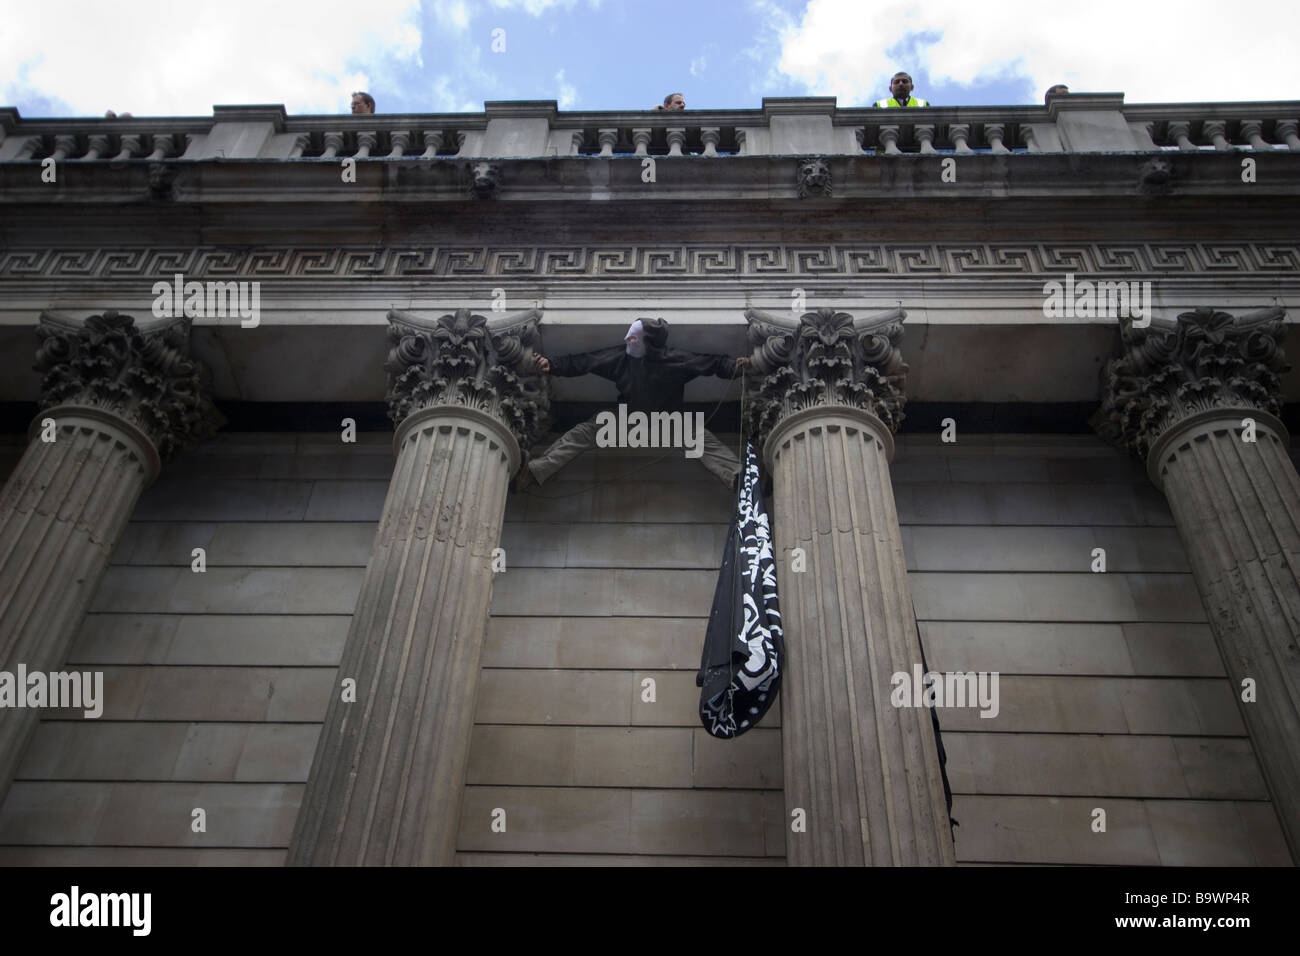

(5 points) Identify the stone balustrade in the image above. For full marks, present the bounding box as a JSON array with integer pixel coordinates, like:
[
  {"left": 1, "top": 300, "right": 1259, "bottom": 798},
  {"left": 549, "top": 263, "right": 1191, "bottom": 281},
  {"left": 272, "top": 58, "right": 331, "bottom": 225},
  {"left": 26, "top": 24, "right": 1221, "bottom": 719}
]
[
  {"left": 1130, "top": 114, "right": 1300, "bottom": 150},
  {"left": 3, "top": 95, "right": 1298, "bottom": 163}
]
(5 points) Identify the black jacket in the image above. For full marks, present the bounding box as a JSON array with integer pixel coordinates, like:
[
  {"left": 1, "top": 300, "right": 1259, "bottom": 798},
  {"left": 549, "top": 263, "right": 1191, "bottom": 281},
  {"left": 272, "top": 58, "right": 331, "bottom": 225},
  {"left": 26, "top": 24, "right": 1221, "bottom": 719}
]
[{"left": 549, "top": 320, "right": 736, "bottom": 413}]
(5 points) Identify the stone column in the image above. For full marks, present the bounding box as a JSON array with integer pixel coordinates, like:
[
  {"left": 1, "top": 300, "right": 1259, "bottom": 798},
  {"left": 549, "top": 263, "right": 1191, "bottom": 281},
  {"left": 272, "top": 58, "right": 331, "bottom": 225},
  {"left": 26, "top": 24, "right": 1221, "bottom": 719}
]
[
  {"left": 288, "top": 307, "right": 548, "bottom": 866},
  {"left": 1095, "top": 306, "right": 1299, "bottom": 862},
  {"left": 744, "top": 307, "right": 956, "bottom": 866},
  {"left": 0, "top": 310, "right": 220, "bottom": 804}
]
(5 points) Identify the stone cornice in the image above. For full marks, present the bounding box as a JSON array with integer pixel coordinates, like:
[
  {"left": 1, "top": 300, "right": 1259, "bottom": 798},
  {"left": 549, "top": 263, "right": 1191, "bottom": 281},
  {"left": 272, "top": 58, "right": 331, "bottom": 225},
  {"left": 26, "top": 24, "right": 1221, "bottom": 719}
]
[
  {"left": 5, "top": 151, "right": 1299, "bottom": 203},
  {"left": 384, "top": 307, "right": 550, "bottom": 450},
  {"left": 743, "top": 306, "right": 909, "bottom": 446},
  {"left": 1093, "top": 306, "right": 1290, "bottom": 460},
  {"left": 34, "top": 310, "right": 224, "bottom": 461}
]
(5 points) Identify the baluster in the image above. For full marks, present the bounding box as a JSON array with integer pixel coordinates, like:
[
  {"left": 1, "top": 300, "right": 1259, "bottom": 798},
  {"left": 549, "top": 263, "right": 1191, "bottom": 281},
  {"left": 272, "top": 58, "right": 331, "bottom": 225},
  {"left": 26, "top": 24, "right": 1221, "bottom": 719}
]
[
  {"left": 83, "top": 134, "right": 110, "bottom": 160},
  {"left": 984, "top": 122, "right": 1009, "bottom": 153},
  {"left": 597, "top": 128, "right": 618, "bottom": 157},
  {"left": 948, "top": 123, "right": 972, "bottom": 153},
  {"left": 1276, "top": 120, "right": 1300, "bottom": 151},
  {"left": 1166, "top": 121, "right": 1195, "bottom": 150},
  {"left": 50, "top": 135, "right": 79, "bottom": 161},
  {"left": 700, "top": 127, "right": 720, "bottom": 157},
  {"left": 146, "top": 134, "right": 176, "bottom": 160},
  {"left": 1202, "top": 120, "right": 1230, "bottom": 149},
  {"left": 112, "top": 134, "right": 143, "bottom": 161},
  {"left": 1239, "top": 120, "right": 1269, "bottom": 149},
  {"left": 914, "top": 124, "right": 936, "bottom": 153},
  {"left": 355, "top": 131, "right": 378, "bottom": 158}
]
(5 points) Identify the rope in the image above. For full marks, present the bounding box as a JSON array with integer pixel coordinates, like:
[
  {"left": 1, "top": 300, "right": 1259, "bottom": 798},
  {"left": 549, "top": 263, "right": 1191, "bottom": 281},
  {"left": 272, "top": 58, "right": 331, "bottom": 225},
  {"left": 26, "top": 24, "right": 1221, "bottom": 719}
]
[{"left": 522, "top": 362, "right": 745, "bottom": 500}]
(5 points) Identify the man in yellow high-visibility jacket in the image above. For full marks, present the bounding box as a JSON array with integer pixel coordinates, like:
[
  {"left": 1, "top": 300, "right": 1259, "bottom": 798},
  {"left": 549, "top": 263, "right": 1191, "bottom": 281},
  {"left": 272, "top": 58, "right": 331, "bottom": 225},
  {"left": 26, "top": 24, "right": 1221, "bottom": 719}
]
[{"left": 875, "top": 72, "right": 930, "bottom": 108}]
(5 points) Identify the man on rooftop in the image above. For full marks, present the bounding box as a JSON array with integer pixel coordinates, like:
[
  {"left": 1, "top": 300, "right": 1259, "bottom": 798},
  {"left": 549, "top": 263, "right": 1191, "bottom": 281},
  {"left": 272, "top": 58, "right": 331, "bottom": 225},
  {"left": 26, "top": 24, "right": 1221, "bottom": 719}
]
[
  {"left": 875, "top": 72, "right": 929, "bottom": 108},
  {"left": 654, "top": 92, "right": 686, "bottom": 110},
  {"left": 351, "top": 92, "right": 375, "bottom": 114}
]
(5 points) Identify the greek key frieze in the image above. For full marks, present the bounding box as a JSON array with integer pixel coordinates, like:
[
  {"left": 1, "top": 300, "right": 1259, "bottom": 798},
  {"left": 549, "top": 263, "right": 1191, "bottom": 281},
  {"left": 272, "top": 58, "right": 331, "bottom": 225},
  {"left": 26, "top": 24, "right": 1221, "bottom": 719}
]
[{"left": 2, "top": 243, "right": 1296, "bottom": 281}]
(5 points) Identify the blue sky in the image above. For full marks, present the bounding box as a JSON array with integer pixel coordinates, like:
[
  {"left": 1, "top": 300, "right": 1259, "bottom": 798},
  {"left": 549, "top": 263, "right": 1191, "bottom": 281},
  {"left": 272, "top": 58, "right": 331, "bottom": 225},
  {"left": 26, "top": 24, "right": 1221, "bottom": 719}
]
[{"left": 2, "top": 0, "right": 1297, "bottom": 117}]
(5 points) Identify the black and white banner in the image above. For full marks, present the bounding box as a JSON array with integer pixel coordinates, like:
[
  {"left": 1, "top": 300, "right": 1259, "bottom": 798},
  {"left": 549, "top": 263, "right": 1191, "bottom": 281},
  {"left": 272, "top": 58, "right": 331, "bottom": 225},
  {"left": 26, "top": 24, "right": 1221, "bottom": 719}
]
[{"left": 697, "top": 441, "right": 784, "bottom": 738}]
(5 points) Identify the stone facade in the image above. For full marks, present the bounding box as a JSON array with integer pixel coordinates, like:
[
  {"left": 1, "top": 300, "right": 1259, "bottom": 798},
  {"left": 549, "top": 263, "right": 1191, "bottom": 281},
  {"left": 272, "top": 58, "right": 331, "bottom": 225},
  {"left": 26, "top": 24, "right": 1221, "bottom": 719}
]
[{"left": 0, "top": 95, "right": 1297, "bottom": 865}]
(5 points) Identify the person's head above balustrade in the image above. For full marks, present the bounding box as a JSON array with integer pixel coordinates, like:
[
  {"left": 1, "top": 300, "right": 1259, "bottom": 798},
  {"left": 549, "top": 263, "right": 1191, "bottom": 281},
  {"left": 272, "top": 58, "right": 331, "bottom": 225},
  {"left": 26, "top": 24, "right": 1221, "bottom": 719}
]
[
  {"left": 655, "top": 92, "right": 686, "bottom": 111},
  {"left": 351, "top": 92, "right": 376, "bottom": 114},
  {"left": 876, "top": 72, "right": 929, "bottom": 108},
  {"left": 1045, "top": 84, "right": 1070, "bottom": 103}
]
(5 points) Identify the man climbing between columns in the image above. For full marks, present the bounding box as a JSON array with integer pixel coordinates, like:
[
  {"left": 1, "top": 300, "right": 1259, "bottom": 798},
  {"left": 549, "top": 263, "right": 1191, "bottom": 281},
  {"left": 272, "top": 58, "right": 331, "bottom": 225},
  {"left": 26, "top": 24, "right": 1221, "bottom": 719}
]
[{"left": 516, "top": 317, "right": 748, "bottom": 490}]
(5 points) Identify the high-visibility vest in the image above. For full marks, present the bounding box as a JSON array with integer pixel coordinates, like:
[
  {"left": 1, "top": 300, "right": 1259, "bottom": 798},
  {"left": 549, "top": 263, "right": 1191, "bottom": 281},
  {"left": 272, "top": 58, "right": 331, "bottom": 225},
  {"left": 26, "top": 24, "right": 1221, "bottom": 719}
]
[{"left": 875, "top": 96, "right": 929, "bottom": 107}]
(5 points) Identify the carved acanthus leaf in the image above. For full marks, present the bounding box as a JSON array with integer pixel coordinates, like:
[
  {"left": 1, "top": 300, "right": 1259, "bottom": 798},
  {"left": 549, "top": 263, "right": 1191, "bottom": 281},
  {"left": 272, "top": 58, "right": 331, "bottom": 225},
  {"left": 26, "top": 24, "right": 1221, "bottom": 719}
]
[
  {"left": 1094, "top": 306, "right": 1289, "bottom": 458},
  {"left": 34, "top": 310, "right": 223, "bottom": 460},
  {"left": 385, "top": 307, "right": 551, "bottom": 448},
  {"left": 743, "top": 306, "right": 908, "bottom": 444}
]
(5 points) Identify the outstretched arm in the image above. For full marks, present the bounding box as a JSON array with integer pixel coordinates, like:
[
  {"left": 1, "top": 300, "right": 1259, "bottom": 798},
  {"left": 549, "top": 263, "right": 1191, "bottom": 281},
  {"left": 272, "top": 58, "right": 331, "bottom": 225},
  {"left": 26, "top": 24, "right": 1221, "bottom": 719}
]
[
  {"left": 674, "top": 351, "right": 749, "bottom": 380},
  {"left": 533, "top": 346, "right": 624, "bottom": 379}
]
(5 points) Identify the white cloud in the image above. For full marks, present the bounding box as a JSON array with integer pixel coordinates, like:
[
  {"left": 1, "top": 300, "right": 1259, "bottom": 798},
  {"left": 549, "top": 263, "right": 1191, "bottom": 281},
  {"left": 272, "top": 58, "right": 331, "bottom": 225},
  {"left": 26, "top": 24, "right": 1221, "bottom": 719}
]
[
  {"left": 431, "top": 0, "right": 473, "bottom": 31},
  {"left": 554, "top": 69, "right": 578, "bottom": 109},
  {"left": 689, "top": 43, "right": 717, "bottom": 79},
  {"left": 485, "top": 0, "right": 600, "bottom": 15},
  {"left": 430, "top": 74, "right": 483, "bottom": 113},
  {"left": 0, "top": 0, "right": 423, "bottom": 115},
  {"left": 741, "top": 0, "right": 801, "bottom": 97},
  {"left": 764, "top": 0, "right": 1300, "bottom": 104}
]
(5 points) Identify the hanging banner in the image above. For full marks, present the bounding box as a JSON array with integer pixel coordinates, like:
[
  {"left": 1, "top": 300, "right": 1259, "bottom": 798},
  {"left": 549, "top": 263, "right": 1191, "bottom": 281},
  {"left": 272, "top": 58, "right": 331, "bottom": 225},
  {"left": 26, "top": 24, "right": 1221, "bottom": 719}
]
[{"left": 697, "top": 441, "right": 784, "bottom": 738}]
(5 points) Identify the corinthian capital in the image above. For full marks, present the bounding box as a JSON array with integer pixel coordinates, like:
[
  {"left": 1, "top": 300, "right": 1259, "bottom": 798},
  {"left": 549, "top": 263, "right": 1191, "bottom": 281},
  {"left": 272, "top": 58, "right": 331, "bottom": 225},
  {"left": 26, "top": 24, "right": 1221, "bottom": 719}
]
[
  {"left": 1094, "top": 306, "right": 1289, "bottom": 459},
  {"left": 385, "top": 307, "right": 551, "bottom": 447},
  {"left": 35, "top": 310, "right": 223, "bottom": 461},
  {"left": 743, "top": 306, "right": 909, "bottom": 444}
]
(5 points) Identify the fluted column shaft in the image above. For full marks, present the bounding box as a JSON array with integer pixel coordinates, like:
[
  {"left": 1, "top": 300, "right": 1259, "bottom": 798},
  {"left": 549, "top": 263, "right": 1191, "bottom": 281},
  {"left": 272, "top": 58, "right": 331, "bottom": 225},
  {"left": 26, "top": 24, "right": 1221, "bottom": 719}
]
[
  {"left": 0, "top": 409, "right": 158, "bottom": 802},
  {"left": 0, "top": 310, "right": 218, "bottom": 807},
  {"left": 744, "top": 305, "right": 954, "bottom": 866},
  {"left": 1149, "top": 410, "right": 1300, "bottom": 860},
  {"left": 767, "top": 407, "right": 955, "bottom": 866},
  {"left": 289, "top": 407, "right": 516, "bottom": 865},
  {"left": 1095, "top": 305, "right": 1297, "bottom": 862},
  {"left": 289, "top": 306, "right": 545, "bottom": 866}
]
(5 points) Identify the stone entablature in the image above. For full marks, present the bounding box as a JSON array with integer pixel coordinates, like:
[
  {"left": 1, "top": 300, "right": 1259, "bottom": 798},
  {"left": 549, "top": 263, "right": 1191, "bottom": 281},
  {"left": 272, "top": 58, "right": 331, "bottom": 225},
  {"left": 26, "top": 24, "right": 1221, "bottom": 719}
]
[{"left": 3, "top": 96, "right": 1298, "bottom": 164}]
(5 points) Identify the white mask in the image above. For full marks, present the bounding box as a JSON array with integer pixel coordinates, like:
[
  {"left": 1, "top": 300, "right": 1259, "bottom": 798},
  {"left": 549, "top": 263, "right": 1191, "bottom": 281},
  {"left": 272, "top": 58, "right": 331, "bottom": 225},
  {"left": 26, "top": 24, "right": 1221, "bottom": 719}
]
[{"left": 625, "top": 319, "right": 645, "bottom": 357}]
